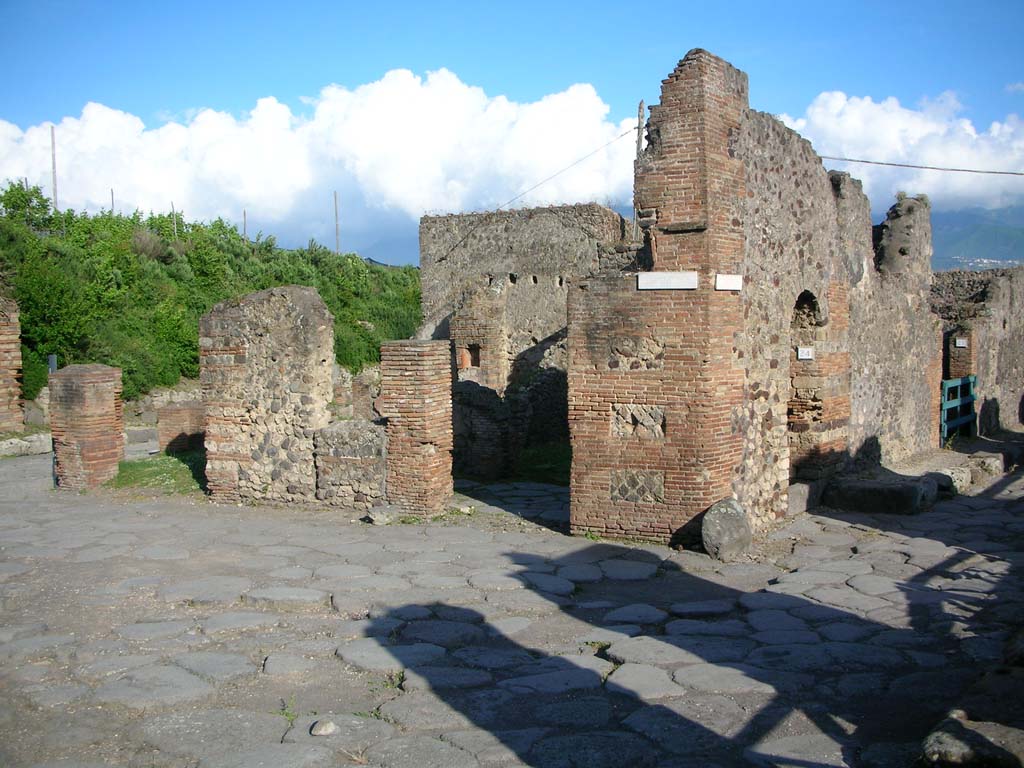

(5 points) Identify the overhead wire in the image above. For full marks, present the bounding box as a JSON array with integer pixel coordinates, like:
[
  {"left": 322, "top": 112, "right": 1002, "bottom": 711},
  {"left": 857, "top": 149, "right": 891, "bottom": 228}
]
[{"left": 821, "top": 155, "right": 1024, "bottom": 177}]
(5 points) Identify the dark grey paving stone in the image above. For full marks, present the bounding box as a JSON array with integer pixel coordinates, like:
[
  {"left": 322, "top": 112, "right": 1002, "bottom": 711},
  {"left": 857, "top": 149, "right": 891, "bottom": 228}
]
[
  {"left": 603, "top": 603, "right": 668, "bottom": 624},
  {"left": 746, "top": 644, "right": 834, "bottom": 672},
  {"left": 745, "top": 610, "right": 810, "bottom": 632},
  {"left": 336, "top": 638, "right": 446, "bottom": 672},
  {"left": 452, "top": 646, "right": 536, "bottom": 670},
  {"left": 117, "top": 620, "right": 193, "bottom": 642},
  {"left": 402, "top": 665, "right": 493, "bottom": 691},
  {"left": 93, "top": 664, "right": 213, "bottom": 708},
  {"left": 606, "top": 663, "right": 686, "bottom": 700},
  {"left": 534, "top": 696, "right": 612, "bottom": 727},
  {"left": 744, "top": 732, "right": 849, "bottom": 767},
  {"left": 819, "top": 621, "right": 876, "bottom": 642},
  {"left": 599, "top": 559, "right": 658, "bottom": 580},
  {"left": 365, "top": 734, "right": 481, "bottom": 767},
  {"left": 823, "top": 642, "right": 907, "bottom": 670},
  {"left": 242, "top": 587, "right": 331, "bottom": 610},
  {"left": 286, "top": 712, "right": 396, "bottom": 754},
  {"left": 262, "top": 653, "right": 319, "bottom": 675},
  {"left": 498, "top": 668, "right": 604, "bottom": 694},
  {"left": 664, "top": 619, "right": 748, "bottom": 637},
  {"left": 400, "top": 620, "right": 487, "bottom": 649},
  {"left": 557, "top": 564, "right": 603, "bottom": 583},
  {"left": 137, "top": 708, "right": 289, "bottom": 757},
  {"left": 202, "top": 611, "right": 282, "bottom": 633},
  {"left": 442, "top": 728, "right": 547, "bottom": 766},
  {"left": 673, "top": 663, "right": 781, "bottom": 694},
  {"left": 669, "top": 599, "right": 737, "bottom": 617},
  {"left": 160, "top": 576, "right": 252, "bottom": 604},
  {"left": 752, "top": 630, "right": 820, "bottom": 645},
  {"left": 530, "top": 732, "right": 659, "bottom": 768},
  {"left": 202, "top": 744, "right": 336, "bottom": 767},
  {"left": 623, "top": 696, "right": 746, "bottom": 757},
  {"left": 377, "top": 690, "right": 478, "bottom": 730},
  {"left": 173, "top": 651, "right": 256, "bottom": 682},
  {"left": 522, "top": 571, "right": 575, "bottom": 596}
]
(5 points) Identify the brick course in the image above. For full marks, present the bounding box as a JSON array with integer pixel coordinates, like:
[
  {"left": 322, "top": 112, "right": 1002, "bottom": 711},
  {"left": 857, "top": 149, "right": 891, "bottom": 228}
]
[
  {"left": 378, "top": 340, "right": 453, "bottom": 515},
  {"left": 49, "top": 364, "right": 124, "bottom": 489}
]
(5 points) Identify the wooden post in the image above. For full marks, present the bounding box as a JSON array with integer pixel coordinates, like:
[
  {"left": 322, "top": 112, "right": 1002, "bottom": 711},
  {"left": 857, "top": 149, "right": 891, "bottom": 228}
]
[
  {"left": 334, "top": 190, "right": 340, "bottom": 254},
  {"left": 50, "top": 124, "right": 59, "bottom": 216},
  {"left": 632, "top": 100, "right": 644, "bottom": 243}
]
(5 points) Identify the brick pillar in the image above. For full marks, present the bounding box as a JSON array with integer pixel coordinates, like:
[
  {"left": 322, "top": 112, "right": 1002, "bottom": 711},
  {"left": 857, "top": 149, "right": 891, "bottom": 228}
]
[
  {"left": 50, "top": 364, "right": 124, "bottom": 489},
  {"left": 569, "top": 50, "right": 748, "bottom": 544},
  {"left": 378, "top": 340, "right": 453, "bottom": 515},
  {"left": 157, "top": 401, "right": 205, "bottom": 453},
  {"left": 0, "top": 297, "right": 23, "bottom": 432}
]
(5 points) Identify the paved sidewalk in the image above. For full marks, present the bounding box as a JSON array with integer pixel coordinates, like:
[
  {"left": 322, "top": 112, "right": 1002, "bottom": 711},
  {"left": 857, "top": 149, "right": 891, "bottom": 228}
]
[{"left": 1, "top": 451, "right": 1021, "bottom": 767}]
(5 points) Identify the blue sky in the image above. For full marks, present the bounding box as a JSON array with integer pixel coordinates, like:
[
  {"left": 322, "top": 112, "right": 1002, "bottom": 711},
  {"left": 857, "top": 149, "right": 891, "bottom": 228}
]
[{"left": 1, "top": 0, "right": 1022, "bottom": 261}]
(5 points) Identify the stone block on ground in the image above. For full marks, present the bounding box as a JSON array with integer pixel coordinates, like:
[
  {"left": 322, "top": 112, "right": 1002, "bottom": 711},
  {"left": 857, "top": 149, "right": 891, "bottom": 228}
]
[
  {"left": 702, "top": 499, "right": 752, "bottom": 562},
  {"left": 822, "top": 476, "right": 938, "bottom": 515}
]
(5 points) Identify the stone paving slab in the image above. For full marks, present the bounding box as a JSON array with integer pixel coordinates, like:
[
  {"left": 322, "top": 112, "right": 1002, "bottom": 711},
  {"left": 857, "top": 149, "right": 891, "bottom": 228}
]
[{"left": 0, "top": 451, "right": 1021, "bottom": 767}]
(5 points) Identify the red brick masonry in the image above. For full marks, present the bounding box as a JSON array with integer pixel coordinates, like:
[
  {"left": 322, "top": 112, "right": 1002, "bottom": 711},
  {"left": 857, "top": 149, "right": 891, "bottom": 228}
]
[
  {"left": 0, "top": 297, "right": 22, "bottom": 433},
  {"left": 49, "top": 364, "right": 124, "bottom": 490},
  {"left": 378, "top": 340, "right": 453, "bottom": 515},
  {"left": 158, "top": 401, "right": 205, "bottom": 454}
]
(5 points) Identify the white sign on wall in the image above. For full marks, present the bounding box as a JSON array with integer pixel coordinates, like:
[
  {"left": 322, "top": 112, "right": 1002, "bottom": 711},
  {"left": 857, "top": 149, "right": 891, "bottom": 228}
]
[
  {"left": 714, "top": 273, "right": 743, "bottom": 291},
  {"left": 637, "top": 271, "right": 699, "bottom": 290},
  {"left": 954, "top": 337, "right": 968, "bottom": 348},
  {"left": 797, "top": 346, "right": 815, "bottom": 361}
]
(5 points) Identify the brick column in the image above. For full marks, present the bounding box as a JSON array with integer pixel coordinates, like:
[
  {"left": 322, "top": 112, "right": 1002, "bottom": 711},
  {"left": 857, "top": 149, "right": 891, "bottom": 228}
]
[
  {"left": 378, "top": 340, "right": 453, "bottom": 515},
  {"left": 50, "top": 364, "right": 124, "bottom": 489},
  {"left": 0, "top": 297, "right": 23, "bottom": 432},
  {"left": 569, "top": 50, "right": 748, "bottom": 544}
]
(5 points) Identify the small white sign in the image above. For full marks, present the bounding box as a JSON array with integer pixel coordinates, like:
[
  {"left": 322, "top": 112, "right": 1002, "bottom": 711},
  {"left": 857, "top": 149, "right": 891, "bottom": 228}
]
[
  {"left": 637, "top": 271, "right": 699, "bottom": 291},
  {"left": 954, "top": 337, "right": 968, "bottom": 348},
  {"left": 715, "top": 273, "right": 743, "bottom": 291},
  {"left": 797, "top": 346, "right": 815, "bottom": 361}
]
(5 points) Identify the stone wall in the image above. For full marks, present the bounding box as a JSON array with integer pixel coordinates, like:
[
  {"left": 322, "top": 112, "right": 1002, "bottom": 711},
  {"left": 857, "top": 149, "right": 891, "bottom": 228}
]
[
  {"left": 314, "top": 419, "right": 386, "bottom": 511},
  {"left": 0, "top": 297, "right": 22, "bottom": 432},
  {"left": 200, "top": 286, "right": 333, "bottom": 503},
  {"left": 49, "top": 364, "right": 124, "bottom": 489},
  {"left": 377, "top": 340, "right": 453, "bottom": 515},
  {"left": 568, "top": 49, "right": 944, "bottom": 543},
  {"left": 157, "top": 401, "right": 204, "bottom": 454},
  {"left": 932, "top": 267, "right": 1024, "bottom": 434}
]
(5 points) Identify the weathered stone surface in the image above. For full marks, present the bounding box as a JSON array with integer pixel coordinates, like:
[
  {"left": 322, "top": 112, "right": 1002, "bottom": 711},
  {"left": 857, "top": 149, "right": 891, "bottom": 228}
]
[
  {"left": 335, "top": 639, "right": 446, "bottom": 672},
  {"left": 173, "top": 651, "right": 256, "bottom": 682},
  {"left": 242, "top": 587, "right": 331, "bottom": 610},
  {"left": 702, "top": 499, "right": 752, "bottom": 562},
  {"left": 529, "top": 732, "right": 659, "bottom": 768},
  {"left": 365, "top": 735, "right": 480, "bottom": 768},
  {"left": 673, "top": 663, "right": 777, "bottom": 694},
  {"left": 401, "top": 665, "right": 493, "bottom": 691},
  {"left": 400, "top": 620, "right": 487, "bottom": 649},
  {"left": 93, "top": 665, "right": 213, "bottom": 708},
  {"left": 605, "top": 663, "right": 685, "bottom": 700},
  {"left": 603, "top": 604, "right": 668, "bottom": 624}
]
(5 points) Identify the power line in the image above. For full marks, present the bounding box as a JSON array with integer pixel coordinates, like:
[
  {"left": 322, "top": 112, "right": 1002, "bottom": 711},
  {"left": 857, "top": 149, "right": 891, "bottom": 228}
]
[
  {"left": 436, "top": 127, "right": 635, "bottom": 264},
  {"left": 821, "top": 155, "right": 1024, "bottom": 177}
]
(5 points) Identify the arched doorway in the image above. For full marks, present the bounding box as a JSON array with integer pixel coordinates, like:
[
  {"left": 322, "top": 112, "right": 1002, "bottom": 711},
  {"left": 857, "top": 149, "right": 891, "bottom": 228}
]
[{"left": 788, "top": 290, "right": 826, "bottom": 480}]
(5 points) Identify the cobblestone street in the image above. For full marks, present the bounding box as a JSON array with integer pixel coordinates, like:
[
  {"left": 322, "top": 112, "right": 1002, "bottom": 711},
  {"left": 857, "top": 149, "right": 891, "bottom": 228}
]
[{"left": 1, "top": 450, "right": 1022, "bottom": 767}]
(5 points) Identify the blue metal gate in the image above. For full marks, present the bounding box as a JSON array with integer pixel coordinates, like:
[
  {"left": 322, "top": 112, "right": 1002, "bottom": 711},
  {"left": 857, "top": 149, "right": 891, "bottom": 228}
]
[{"left": 940, "top": 375, "right": 977, "bottom": 441}]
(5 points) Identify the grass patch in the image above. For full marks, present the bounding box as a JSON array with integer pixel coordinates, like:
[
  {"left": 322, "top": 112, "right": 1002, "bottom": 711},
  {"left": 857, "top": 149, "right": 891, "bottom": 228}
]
[
  {"left": 107, "top": 449, "right": 207, "bottom": 495},
  {"left": 509, "top": 441, "right": 571, "bottom": 486},
  {"left": 0, "top": 424, "right": 49, "bottom": 441}
]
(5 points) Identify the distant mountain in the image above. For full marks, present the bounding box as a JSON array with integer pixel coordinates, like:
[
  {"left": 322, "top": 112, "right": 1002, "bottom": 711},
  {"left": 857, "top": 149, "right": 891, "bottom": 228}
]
[{"left": 930, "top": 206, "right": 1024, "bottom": 271}]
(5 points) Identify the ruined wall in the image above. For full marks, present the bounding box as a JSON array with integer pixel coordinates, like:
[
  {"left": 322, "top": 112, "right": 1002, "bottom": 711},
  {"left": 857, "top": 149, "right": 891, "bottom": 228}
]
[
  {"left": 570, "top": 50, "right": 749, "bottom": 543},
  {"left": 200, "top": 286, "right": 333, "bottom": 503},
  {"left": 314, "top": 419, "right": 386, "bottom": 510},
  {"left": 569, "top": 49, "right": 945, "bottom": 541},
  {"left": 157, "top": 401, "right": 204, "bottom": 454},
  {"left": 932, "top": 267, "right": 1024, "bottom": 433},
  {"left": 50, "top": 364, "right": 124, "bottom": 489},
  {"left": 377, "top": 340, "right": 453, "bottom": 514},
  {"left": 0, "top": 297, "right": 22, "bottom": 432}
]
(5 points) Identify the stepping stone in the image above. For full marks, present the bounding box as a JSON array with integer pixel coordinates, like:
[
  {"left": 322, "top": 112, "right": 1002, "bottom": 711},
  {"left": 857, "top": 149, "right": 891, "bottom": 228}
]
[
  {"left": 160, "top": 576, "right": 252, "bottom": 604},
  {"left": 94, "top": 664, "right": 213, "bottom": 708},
  {"left": 173, "top": 651, "right": 256, "bottom": 682},
  {"left": 522, "top": 571, "right": 575, "bottom": 596},
  {"left": 669, "top": 599, "right": 736, "bottom": 617},
  {"left": 336, "top": 638, "right": 445, "bottom": 672},
  {"left": 603, "top": 604, "right": 667, "bottom": 624},
  {"left": 400, "top": 620, "right": 486, "bottom": 649},
  {"left": 401, "top": 666, "right": 493, "bottom": 691},
  {"left": 365, "top": 735, "right": 479, "bottom": 768},
  {"left": 606, "top": 663, "right": 686, "bottom": 700},
  {"left": 242, "top": 587, "right": 331, "bottom": 610},
  {"left": 599, "top": 559, "right": 658, "bottom": 580},
  {"left": 202, "top": 612, "right": 282, "bottom": 634},
  {"left": 673, "top": 663, "right": 777, "bottom": 694}
]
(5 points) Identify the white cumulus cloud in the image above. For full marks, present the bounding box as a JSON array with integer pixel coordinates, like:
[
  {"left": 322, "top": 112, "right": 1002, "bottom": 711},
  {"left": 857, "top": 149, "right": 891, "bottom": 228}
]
[
  {"left": 781, "top": 91, "right": 1024, "bottom": 211},
  {"left": 0, "top": 68, "right": 637, "bottom": 253}
]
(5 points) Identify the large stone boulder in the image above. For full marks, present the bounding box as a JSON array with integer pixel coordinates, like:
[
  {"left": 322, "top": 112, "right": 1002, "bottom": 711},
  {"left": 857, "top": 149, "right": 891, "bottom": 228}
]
[{"left": 701, "top": 499, "right": 752, "bottom": 562}]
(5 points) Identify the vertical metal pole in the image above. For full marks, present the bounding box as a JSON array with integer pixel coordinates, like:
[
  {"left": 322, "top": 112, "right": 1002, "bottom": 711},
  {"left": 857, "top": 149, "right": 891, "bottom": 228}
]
[
  {"left": 171, "top": 202, "right": 178, "bottom": 239},
  {"left": 334, "top": 191, "right": 340, "bottom": 254},
  {"left": 110, "top": 188, "right": 114, "bottom": 213},
  {"left": 633, "top": 100, "right": 645, "bottom": 243},
  {"left": 48, "top": 354, "right": 57, "bottom": 488},
  {"left": 243, "top": 209, "right": 247, "bottom": 242},
  {"left": 50, "top": 125, "right": 58, "bottom": 214}
]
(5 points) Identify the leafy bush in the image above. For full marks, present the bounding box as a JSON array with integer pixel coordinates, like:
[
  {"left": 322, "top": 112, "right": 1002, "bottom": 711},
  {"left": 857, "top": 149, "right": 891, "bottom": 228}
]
[{"left": 0, "top": 181, "right": 421, "bottom": 401}]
